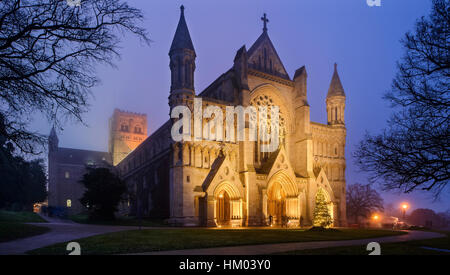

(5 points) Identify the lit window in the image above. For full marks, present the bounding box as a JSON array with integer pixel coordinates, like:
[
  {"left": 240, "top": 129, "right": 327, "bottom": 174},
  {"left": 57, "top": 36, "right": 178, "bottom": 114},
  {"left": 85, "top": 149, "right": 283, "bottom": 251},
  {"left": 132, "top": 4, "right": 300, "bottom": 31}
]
[
  {"left": 65, "top": 172, "right": 70, "bottom": 179},
  {"left": 67, "top": 199, "right": 72, "bottom": 208}
]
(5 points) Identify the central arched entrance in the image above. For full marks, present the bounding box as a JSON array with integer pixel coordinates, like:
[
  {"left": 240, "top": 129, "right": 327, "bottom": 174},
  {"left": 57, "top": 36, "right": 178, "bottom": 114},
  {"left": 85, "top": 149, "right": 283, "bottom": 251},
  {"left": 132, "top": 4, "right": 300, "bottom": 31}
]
[
  {"left": 265, "top": 171, "right": 300, "bottom": 227},
  {"left": 267, "top": 182, "right": 287, "bottom": 225},
  {"left": 216, "top": 190, "right": 231, "bottom": 226},
  {"left": 212, "top": 181, "right": 243, "bottom": 227}
]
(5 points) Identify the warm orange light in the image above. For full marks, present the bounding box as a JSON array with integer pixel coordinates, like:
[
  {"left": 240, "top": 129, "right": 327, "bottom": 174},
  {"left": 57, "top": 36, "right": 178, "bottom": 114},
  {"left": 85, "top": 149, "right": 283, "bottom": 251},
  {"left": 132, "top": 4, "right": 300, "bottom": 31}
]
[
  {"left": 219, "top": 194, "right": 223, "bottom": 198},
  {"left": 401, "top": 203, "right": 408, "bottom": 209},
  {"left": 372, "top": 215, "right": 379, "bottom": 220}
]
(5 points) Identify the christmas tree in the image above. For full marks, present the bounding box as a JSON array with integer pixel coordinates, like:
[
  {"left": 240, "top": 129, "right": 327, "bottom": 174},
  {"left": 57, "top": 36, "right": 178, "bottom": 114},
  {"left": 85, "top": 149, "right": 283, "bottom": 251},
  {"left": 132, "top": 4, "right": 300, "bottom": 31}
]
[{"left": 313, "top": 189, "right": 333, "bottom": 228}]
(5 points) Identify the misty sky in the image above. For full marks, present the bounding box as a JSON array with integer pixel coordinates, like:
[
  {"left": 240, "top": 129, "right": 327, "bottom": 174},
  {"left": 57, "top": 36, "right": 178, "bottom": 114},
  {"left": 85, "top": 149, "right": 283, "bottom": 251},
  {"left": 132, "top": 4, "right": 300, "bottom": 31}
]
[{"left": 31, "top": 0, "right": 449, "bottom": 212}]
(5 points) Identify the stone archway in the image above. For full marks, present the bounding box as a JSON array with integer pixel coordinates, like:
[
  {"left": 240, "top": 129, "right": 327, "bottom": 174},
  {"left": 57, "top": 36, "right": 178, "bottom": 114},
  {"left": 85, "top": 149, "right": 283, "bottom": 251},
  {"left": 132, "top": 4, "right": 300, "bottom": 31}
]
[
  {"left": 265, "top": 171, "right": 300, "bottom": 227},
  {"left": 267, "top": 182, "right": 286, "bottom": 225},
  {"left": 213, "top": 181, "right": 243, "bottom": 227},
  {"left": 216, "top": 190, "right": 231, "bottom": 226}
]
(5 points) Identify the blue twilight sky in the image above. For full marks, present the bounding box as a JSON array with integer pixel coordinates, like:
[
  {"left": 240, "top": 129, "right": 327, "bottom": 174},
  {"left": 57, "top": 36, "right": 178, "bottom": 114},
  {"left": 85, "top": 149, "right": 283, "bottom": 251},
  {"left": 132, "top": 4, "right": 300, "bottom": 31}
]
[{"left": 32, "top": 0, "right": 449, "bottom": 212}]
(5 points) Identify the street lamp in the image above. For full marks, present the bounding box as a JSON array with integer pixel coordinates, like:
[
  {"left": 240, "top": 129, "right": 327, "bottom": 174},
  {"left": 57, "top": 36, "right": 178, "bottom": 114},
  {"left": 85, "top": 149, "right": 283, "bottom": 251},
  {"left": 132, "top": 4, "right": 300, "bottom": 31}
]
[{"left": 401, "top": 203, "right": 408, "bottom": 221}]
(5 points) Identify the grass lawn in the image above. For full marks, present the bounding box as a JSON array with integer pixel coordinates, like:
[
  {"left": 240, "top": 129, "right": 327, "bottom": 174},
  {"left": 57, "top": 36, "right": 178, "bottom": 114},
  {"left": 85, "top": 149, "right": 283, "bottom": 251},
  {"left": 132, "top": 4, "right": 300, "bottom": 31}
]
[
  {"left": 279, "top": 231, "right": 450, "bottom": 255},
  {"left": 0, "top": 210, "right": 49, "bottom": 243},
  {"left": 28, "top": 228, "right": 405, "bottom": 255},
  {"left": 0, "top": 222, "right": 50, "bottom": 243},
  {"left": 0, "top": 210, "right": 47, "bottom": 223},
  {"left": 69, "top": 214, "right": 168, "bottom": 227}
]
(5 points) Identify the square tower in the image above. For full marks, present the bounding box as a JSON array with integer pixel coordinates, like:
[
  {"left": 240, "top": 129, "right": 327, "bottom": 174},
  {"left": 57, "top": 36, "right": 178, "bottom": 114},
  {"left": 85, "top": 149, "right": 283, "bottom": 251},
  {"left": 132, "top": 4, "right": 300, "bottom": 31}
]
[{"left": 109, "top": 109, "right": 148, "bottom": 166}]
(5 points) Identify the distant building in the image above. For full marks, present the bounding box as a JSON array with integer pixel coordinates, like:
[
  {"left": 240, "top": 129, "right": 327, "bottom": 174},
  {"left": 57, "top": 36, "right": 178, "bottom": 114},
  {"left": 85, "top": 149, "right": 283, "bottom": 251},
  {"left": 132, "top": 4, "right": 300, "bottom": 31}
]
[
  {"left": 109, "top": 109, "right": 147, "bottom": 166},
  {"left": 47, "top": 110, "right": 148, "bottom": 214}
]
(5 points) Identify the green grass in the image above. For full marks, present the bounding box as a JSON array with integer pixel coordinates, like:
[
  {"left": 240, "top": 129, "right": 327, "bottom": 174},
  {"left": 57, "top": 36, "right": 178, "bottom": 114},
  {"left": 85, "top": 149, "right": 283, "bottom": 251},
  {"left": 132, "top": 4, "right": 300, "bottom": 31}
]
[
  {"left": 279, "top": 231, "right": 450, "bottom": 255},
  {"left": 0, "top": 210, "right": 49, "bottom": 243},
  {"left": 28, "top": 228, "right": 405, "bottom": 255},
  {"left": 69, "top": 214, "right": 168, "bottom": 227},
  {"left": 0, "top": 222, "right": 51, "bottom": 243},
  {"left": 0, "top": 210, "right": 47, "bottom": 223}
]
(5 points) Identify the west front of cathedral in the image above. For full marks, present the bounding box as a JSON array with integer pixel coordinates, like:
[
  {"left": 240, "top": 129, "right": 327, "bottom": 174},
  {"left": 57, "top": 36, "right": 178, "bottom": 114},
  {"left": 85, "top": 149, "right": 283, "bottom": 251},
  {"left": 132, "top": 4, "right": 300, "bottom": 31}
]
[{"left": 48, "top": 6, "right": 348, "bottom": 227}]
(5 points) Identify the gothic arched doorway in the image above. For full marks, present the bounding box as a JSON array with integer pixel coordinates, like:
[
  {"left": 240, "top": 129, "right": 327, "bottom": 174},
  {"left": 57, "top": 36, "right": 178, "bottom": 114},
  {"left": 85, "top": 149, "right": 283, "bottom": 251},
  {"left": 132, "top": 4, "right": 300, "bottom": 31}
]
[
  {"left": 267, "top": 182, "right": 287, "bottom": 225},
  {"left": 216, "top": 190, "right": 231, "bottom": 226},
  {"left": 265, "top": 171, "right": 300, "bottom": 227}
]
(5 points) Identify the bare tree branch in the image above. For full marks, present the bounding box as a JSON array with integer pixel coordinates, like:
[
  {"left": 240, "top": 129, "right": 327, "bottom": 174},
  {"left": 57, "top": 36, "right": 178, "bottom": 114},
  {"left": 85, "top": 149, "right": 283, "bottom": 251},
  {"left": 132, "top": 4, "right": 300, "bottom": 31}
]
[
  {"left": 0, "top": 0, "right": 150, "bottom": 154},
  {"left": 354, "top": 0, "right": 449, "bottom": 198}
]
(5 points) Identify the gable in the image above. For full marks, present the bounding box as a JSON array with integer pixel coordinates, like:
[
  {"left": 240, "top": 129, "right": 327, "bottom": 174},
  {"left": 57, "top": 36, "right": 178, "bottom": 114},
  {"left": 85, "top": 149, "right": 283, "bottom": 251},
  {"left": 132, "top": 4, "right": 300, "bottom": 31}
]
[
  {"left": 202, "top": 154, "right": 244, "bottom": 196},
  {"left": 247, "top": 32, "right": 290, "bottom": 80},
  {"left": 264, "top": 147, "right": 297, "bottom": 183},
  {"left": 315, "top": 168, "right": 336, "bottom": 202}
]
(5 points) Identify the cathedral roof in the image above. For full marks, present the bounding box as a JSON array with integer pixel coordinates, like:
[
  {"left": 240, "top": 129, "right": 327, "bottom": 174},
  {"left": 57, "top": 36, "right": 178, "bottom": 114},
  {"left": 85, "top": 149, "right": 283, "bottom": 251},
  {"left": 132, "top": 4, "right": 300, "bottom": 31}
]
[
  {"left": 53, "top": 147, "right": 111, "bottom": 166},
  {"left": 327, "top": 63, "right": 346, "bottom": 98},
  {"left": 247, "top": 23, "right": 290, "bottom": 80},
  {"left": 169, "top": 5, "right": 195, "bottom": 54}
]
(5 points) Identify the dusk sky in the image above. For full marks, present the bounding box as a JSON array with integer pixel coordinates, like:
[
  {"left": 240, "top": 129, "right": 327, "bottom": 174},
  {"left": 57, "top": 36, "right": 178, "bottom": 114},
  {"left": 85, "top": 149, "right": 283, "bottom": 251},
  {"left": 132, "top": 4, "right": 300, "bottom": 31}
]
[{"left": 31, "top": 0, "right": 449, "bottom": 212}]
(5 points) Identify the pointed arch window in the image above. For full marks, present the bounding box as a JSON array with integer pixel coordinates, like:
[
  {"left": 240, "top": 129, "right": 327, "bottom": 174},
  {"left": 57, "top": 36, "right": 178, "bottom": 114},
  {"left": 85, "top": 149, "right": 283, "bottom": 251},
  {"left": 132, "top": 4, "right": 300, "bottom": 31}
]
[
  {"left": 178, "top": 57, "right": 182, "bottom": 84},
  {"left": 185, "top": 61, "right": 189, "bottom": 87},
  {"left": 121, "top": 124, "right": 129, "bottom": 132},
  {"left": 251, "top": 94, "right": 287, "bottom": 164}
]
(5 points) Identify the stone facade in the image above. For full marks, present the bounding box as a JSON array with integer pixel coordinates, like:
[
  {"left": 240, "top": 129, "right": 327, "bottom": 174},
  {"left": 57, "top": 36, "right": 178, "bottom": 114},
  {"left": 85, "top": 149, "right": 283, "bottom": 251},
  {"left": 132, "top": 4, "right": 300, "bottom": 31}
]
[
  {"left": 116, "top": 6, "right": 348, "bottom": 227},
  {"left": 47, "top": 108, "right": 147, "bottom": 214},
  {"left": 109, "top": 109, "right": 148, "bottom": 166},
  {"left": 47, "top": 127, "right": 112, "bottom": 214}
]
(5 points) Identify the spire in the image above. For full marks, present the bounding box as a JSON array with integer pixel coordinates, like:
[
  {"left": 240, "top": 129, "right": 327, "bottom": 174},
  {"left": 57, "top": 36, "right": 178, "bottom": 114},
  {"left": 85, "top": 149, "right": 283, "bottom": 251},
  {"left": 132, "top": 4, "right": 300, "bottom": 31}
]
[
  {"left": 49, "top": 126, "right": 59, "bottom": 153},
  {"left": 327, "top": 63, "right": 346, "bottom": 97},
  {"left": 169, "top": 5, "right": 195, "bottom": 54},
  {"left": 50, "top": 126, "right": 57, "bottom": 137}
]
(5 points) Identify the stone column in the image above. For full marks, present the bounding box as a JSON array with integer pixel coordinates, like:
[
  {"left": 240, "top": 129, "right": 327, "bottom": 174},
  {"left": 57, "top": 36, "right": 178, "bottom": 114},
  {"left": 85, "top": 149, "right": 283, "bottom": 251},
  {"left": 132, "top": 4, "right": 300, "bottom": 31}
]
[{"left": 206, "top": 195, "right": 216, "bottom": 227}]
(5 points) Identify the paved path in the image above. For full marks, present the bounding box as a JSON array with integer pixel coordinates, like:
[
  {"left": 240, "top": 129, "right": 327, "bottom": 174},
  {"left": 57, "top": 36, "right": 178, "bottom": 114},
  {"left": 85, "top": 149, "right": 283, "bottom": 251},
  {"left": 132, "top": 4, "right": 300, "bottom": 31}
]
[
  {"left": 1, "top": 215, "right": 445, "bottom": 255},
  {"left": 0, "top": 214, "right": 147, "bottom": 255},
  {"left": 132, "top": 230, "right": 445, "bottom": 255}
]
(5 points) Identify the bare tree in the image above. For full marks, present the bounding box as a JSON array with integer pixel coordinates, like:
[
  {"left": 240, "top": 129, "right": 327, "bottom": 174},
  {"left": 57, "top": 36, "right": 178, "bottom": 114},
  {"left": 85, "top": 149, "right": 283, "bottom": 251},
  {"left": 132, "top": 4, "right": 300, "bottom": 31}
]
[
  {"left": 346, "top": 183, "right": 384, "bottom": 224},
  {"left": 0, "top": 0, "right": 149, "bottom": 153},
  {"left": 354, "top": 0, "right": 449, "bottom": 197}
]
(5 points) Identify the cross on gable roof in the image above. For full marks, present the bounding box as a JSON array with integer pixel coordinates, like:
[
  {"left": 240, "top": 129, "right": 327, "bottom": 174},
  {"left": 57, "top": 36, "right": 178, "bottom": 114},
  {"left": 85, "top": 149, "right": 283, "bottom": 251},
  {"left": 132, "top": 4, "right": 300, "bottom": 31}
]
[{"left": 247, "top": 25, "right": 290, "bottom": 80}]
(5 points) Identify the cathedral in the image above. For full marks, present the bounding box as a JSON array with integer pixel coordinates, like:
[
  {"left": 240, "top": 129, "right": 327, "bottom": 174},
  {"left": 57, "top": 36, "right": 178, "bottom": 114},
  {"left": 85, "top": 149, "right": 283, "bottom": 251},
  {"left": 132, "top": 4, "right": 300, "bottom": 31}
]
[{"left": 49, "top": 6, "right": 347, "bottom": 227}]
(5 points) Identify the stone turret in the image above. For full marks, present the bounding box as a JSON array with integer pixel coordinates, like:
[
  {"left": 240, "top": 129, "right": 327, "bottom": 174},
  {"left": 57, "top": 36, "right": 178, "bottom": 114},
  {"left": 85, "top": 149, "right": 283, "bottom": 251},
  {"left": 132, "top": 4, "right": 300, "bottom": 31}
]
[
  {"left": 48, "top": 126, "right": 59, "bottom": 153},
  {"left": 326, "top": 63, "right": 346, "bottom": 126},
  {"left": 169, "top": 5, "right": 196, "bottom": 111}
]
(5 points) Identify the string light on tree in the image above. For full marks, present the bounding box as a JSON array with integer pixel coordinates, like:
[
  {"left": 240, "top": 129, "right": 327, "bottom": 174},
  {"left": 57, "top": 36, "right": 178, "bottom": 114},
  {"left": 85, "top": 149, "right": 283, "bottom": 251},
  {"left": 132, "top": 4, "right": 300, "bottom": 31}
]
[{"left": 312, "top": 189, "right": 333, "bottom": 228}]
